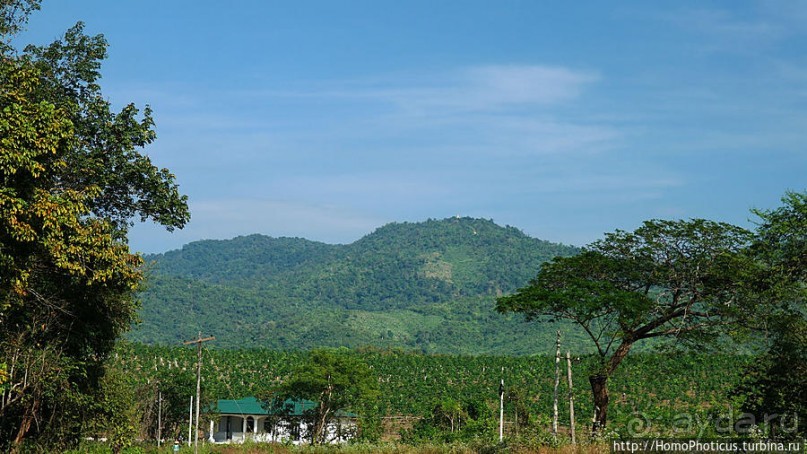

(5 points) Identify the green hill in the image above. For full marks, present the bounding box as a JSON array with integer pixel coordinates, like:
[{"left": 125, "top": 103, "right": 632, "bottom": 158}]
[{"left": 131, "top": 217, "right": 584, "bottom": 354}]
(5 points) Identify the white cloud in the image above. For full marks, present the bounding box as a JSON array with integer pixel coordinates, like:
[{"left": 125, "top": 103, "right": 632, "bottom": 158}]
[
  {"left": 464, "top": 65, "right": 599, "bottom": 106},
  {"left": 357, "top": 65, "right": 599, "bottom": 116}
]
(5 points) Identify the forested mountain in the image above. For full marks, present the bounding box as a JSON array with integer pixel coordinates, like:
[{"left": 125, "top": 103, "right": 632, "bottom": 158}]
[{"left": 131, "top": 217, "right": 583, "bottom": 354}]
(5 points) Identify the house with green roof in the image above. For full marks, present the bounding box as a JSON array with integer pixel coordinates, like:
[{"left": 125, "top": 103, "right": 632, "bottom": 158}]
[{"left": 209, "top": 397, "right": 357, "bottom": 444}]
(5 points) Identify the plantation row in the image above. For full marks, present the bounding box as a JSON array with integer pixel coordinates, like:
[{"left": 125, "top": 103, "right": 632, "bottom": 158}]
[{"left": 114, "top": 342, "right": 752, "bottom": 438}]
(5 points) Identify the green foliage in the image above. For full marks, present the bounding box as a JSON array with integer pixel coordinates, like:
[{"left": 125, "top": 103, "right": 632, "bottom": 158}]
[
  {"left": 26, "top": 21, "right": 189, "bottom": 233},
  {"left": 403, "top": 397, "right": 495, "bottom": 443},
  {"left": 0, "top": 3, "right": 188, "bottom": 450},
  {"left": 96, "top": 366, "right": 139, "bottom": 454},
  {"left": 497, "top": 219, "right": 758, "bottom": 430},
  {"left": 751, "top": 190, "right": 807, "bottom": 283},
  {"left": 498, "top": 219, "right": 756, "bottom": 367},
  {"left": 261, "top": 348, "right": 380, "bottom": 444},
  {"left": 112, "top": 343, "right": 751, "bottom": 442},
  {"left": 0, "top": 1, "right": 39, "bottom": 48},
  {"left": 735, "top": 190, "right": 807, "bottom": 439},
  {"left": 132, "top": 217, "right": 580, "bottom": 354},
  {"left": 152, "top": 366, "right": 199, "bottom": 442},
  {"left": 0, "top": 362, "right": 7, "bottom": 392},
  {"left": 735, "top": 315, "right": 806, "bottom": 439}
]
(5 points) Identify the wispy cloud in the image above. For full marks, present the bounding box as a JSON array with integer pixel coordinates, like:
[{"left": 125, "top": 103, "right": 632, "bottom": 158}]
[
  {"left": 665, "top": 7, "right": 782, "bottom": 54},
  {"left": 379, "top": 65, "right": 599, "bottom": 115},
  {"left": 235, "top": 65, "right": 611, "bottom": 156},
  {"left": 467, "top": 66, "right": 598, "bottom": 104},
  {"left": 241, "top": 64, "right": 599, "bottom": 116},
  {"left": 139, "top": 64, "right": 615, "bottom": 172}
]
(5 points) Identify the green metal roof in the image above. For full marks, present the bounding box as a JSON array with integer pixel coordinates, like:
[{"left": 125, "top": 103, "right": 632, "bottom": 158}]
[
  {"left": 215, "top": 397, "right": 318, "bottom": 417},
  {"left": 216, "top": 397, "right": 272, "bottom": 415},
  {"left": 214, "top": 397, "right": 355, "bottom": 417}
]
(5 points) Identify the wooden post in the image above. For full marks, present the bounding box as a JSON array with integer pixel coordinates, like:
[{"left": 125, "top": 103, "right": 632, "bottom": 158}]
[
  {"left": 184, "top": 332, "right": 214, "bottom": 454},
  {"left": 499, "top": 369, "right": 504, "bottom": 442},
  {"left": 188, "top": 396, "right": 193, "bottom": 446},
  {"left": 552, "top": 330, "right": 560, "bottom": 438},
  {"left": 566, "top": 351, "right": 576, "bottom": 444},
  {"left": 157, "top": 391, "right": 162, "bottom": 447}
]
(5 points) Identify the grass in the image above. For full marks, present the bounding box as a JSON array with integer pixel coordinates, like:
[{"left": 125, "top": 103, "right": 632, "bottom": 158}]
[{"left": 70, "top": 440, "right": 613, "bottom": 454}]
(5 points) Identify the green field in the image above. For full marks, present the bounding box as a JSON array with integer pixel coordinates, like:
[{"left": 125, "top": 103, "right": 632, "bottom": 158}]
[{"left": 115, "top": 343, "right": 752, "bottom": 441}]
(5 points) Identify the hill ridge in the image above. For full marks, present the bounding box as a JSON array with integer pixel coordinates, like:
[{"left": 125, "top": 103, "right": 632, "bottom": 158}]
[{"left": 132, "top": 217, "right": 583, "bottom": 354}]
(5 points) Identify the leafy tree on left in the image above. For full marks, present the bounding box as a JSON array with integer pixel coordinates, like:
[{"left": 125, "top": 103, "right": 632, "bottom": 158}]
[{"left": 0, "top": 1, "right": 189, "bottom": 450}]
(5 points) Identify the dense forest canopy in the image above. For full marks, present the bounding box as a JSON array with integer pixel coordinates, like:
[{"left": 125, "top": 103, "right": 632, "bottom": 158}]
[{"left": 133, "top": 217, "right": 582, "bottom": 354}]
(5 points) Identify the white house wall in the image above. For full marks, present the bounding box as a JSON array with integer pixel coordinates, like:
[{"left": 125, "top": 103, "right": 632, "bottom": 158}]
[{"left": 210, "top": 414, "right": 356, "bottom": 445}]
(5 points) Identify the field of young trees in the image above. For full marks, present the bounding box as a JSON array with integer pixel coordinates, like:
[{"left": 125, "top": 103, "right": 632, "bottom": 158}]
[{"left": 109, "top": 343, "right": 754, "bottom": 443}]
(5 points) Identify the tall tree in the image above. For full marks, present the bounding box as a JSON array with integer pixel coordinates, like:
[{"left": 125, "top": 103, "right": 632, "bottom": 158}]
[
  {"left": 497, "top": 219, "right": 757, "bottom": 432},
  {"left": 0, "top": 3, "right": 189, "bottom": 449},
  {"left": 737, "top": 191, "right": 806, "bottom": 438},
  {"left": 261, "top": 348, "right": 379, "bottom": 444}
]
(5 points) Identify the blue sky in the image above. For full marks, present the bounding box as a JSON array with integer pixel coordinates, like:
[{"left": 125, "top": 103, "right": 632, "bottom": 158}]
[{"left": 19, "top": 1, "right": 807, "bottom": 253}]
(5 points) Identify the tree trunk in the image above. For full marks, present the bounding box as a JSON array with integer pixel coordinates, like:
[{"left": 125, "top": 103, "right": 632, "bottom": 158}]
[
  {"left": 589, "top": 373, "right": 608, "bottom": 434},
  {"left": 608, "top": 340, "right": 634, "bottom": 376},
  {"left": 587, "top": 339, "right": 634, "bottom": 434},
  {"left": 314, "top": 404, "right": 330, "bottom": 444},
  {"left": 12, "top": 394, "right": 39, "bottom": 451}
]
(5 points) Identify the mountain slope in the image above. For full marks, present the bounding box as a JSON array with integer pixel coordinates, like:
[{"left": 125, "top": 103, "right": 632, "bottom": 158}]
[{"left": 131, "top": 217, "right": 583, "bottom": 354}]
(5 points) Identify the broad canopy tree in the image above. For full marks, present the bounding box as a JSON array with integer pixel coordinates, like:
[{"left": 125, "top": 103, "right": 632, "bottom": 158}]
[
  {"left": 0, "top": 1, "right": 189, "bottom": 449},
  {"left": 260, "top": 348, "right": 379, "bottom": 444},
  {"left": 497, "top": 219, "right": 758, "bottom": 432}
]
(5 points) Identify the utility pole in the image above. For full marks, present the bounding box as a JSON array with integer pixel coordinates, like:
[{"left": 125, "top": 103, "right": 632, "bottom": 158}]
[{"left": 184, "top": 332, "right": 214, "bottom": 454}]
